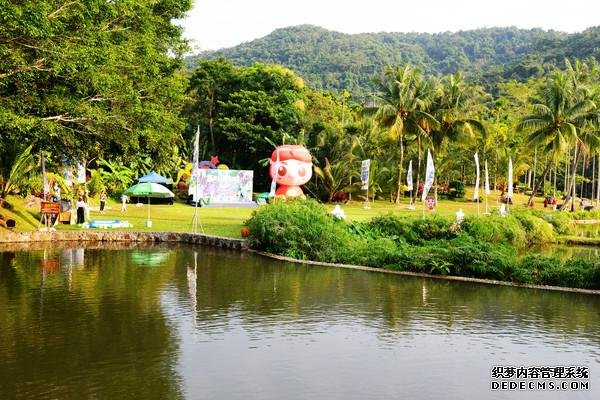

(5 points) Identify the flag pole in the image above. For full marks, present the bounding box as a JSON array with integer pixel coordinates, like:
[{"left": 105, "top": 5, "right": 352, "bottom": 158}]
[{"left": 191, "top": 126, "right": 203, "bottom": 234}]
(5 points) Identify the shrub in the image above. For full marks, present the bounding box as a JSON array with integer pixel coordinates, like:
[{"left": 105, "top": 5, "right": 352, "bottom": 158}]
[
  {"left": 365, "top": 214, "right": 456, "bottom": 245},
  {"left": 448, "top": 180, "right": 466, "bottom": 199},
  {"left": 442, "top": 237, "right": 517, "bottom": 280},
  {"left": 460, "top": 214, "right": 527, "bottom": 247},
  {"left": 244, "top": 199, "right": 597, "bottom": 290},
  {"left": 517, "top": 255, "right": 600, "bottom": 289},
  {"left": 540, "top": 212, "right": 575, "bottom": 236},
  {"left": 347, "top": 237, "right": 400, "bottom": 268},
  {"left": 363, "top": 214, "right": 415, "bottom": 244},
  {"left": 511, "top": 210, "right": 556, "bottom": 244},
  {"left": 245, "top": 199, "right": 355, "bottom": 262},
  {"left": 571, "top": 209, "right": 600, "bottom": 221}
]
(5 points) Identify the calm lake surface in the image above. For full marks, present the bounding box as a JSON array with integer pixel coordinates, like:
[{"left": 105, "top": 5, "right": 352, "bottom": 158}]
[{"left": 0, "top": 243, "right": 598, "bottom": 400}]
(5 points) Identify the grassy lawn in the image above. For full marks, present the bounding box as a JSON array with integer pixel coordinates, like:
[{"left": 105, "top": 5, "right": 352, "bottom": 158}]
[{"left": 0, "top": 188, "right": 555, "bottom": 239}]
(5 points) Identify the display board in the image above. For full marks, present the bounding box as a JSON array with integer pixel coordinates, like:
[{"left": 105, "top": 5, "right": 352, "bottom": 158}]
[{"left": 188, "top": 169, "right": 253, "bottom": 204}]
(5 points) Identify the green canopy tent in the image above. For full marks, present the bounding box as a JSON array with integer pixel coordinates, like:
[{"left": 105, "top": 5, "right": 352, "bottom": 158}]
[{"left": 123, "top": 182, "right": 175, "bottom": 227}]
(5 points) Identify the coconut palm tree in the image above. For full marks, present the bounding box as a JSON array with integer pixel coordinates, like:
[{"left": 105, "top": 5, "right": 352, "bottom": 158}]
[
  {"left": 517, "top": 69, "right": 600, "bottom": 207},
  {"left": 430, "top": 73, "right": 487, "bottom": 199},
  {"left": 371, "top": 65, "right": 438, "bottom": 204}
]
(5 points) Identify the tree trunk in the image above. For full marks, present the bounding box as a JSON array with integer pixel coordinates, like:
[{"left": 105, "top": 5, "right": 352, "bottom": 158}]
[
  {"left": 565, "top": 146, "right": 570, "bottom": 194},
  {"left": 395, "top": 136, "right": 404, "bottom": 204},
  {"left": 209, "top": 89, "right": 216, "bottom": 154},
  {"left": 597, "top": 154, "right": 600, "bottom": 206},
  {"left": 580, "top": 155, "right": 586, "bottom": 200},
  {"left": 591, "top": 155, "right": 595, "bottom": 205},
  {"left": 560, "top": 142, "right": 580, "bottom": 211},
  {"left": 553, "top": 160, "right": 557, "bottom": 196},
  {"left": 532, "top": 148, "right": 537, "bottom": 188},
  {"left": 527, "top": 158, "right": 553, "bottom": 205}
]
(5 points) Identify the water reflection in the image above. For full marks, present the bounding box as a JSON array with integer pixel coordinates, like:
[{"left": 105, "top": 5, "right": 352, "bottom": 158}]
[
  {"left": 0, "top": 246, "right": 183, "bottom": 400},
  {"left": 0, "top": 244, "right": 599, "bottom": 399}
]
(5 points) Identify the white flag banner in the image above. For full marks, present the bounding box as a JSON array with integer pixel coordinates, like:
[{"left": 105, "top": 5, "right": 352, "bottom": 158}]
[
  {"left": 269, "top": 148, "right": 280, "bottom": 197},
  {"left": 485, "top": 160, "right": 490, "bottom": 196},
  {"left": 474, "top": 152, "right": 480, "bottom": 201},
  {"left": 421, "top": 149, "right": 435, "bottom": 202},
  {"left": 192, "top": 126, "right": 200, "bottom": 182},
  {"left": 407, "top": 160, "right": 413, "bottom": 191},
  {"left": 508, "top": 157, "right": 513, "bottom": 199}
]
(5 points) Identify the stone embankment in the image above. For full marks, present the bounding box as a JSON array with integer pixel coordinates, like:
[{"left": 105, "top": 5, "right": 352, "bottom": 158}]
[{"left": 0, "top": 230, "right": 248, "bottom": 250}]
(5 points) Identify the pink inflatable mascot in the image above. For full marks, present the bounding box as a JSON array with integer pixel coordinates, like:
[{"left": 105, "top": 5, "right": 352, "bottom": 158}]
[{"left": 270, "top": 145, "right": 313, "bottom": 199}]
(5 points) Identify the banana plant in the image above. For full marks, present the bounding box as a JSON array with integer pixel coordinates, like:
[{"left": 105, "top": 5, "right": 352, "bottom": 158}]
[
  {"left": 0, "top": 145, "right": 38, "bottom": 200},
  {"left": 97, "top": 159, "right": 135, "bottom": 192}
]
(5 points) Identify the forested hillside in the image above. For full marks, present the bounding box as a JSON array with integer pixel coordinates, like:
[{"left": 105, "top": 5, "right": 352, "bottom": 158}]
[{"left": 188, "top": 25, "right": 600, "bottom": 97}]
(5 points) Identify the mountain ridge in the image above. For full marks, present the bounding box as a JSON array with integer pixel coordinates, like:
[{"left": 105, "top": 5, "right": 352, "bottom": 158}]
[{"left": 187, "top": 24, "right": 600, "bottom": 97}]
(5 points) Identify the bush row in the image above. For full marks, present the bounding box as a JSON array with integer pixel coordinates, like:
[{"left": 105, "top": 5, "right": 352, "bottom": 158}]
[{"left": 245, "top": 200, "right": 600, "bottom": 289}]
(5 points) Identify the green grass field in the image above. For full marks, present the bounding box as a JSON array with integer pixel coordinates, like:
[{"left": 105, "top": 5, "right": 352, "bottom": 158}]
[{"left": 0, "top": 188, "right": 560, "bottom": 239}]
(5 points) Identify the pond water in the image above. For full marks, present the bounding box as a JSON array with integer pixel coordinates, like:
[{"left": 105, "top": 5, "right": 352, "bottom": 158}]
[
  {"left": 0, "top": 243, "right": 599, "bottom": 400},
  {"left": 527, "top": 244, "right": 600, "bottom": 260}
]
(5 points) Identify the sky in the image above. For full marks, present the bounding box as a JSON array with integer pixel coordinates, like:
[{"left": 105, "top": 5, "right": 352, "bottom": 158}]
[{"left": 178, "top": 0, "right": 600, "bottom": 51}]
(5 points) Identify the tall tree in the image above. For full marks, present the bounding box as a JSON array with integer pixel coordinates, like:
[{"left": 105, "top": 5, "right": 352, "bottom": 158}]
[
  {"left": 0, "top": 0, "right": 191, "bottom": 166},
  {"left": 371, "top": 65, "right": 438, "bottom": 203},
  {"left": 518, "top": 65, "right": 600, "bottom": 207},
  {"left": 430, "top": 73, "right": 487, "bottom": 198},
  {"left": 186, "top": 58, "right": 236, "bottom": 154}
]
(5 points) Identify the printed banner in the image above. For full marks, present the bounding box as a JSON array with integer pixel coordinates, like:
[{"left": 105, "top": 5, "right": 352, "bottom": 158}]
[{"left": 361, "top": 159, "right": 370, "bottom": 190}]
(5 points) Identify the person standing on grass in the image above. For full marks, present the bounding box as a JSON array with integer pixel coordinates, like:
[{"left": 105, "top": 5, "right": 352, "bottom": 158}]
[
  {"left": 76, "top": 197, "right": 86, "bottom": 225},
  {"left": 100, "top": 191, "right": 107, "bottom": 214},
  {"left": 120, "top": 193, "right": 128, "bottom": 212}
]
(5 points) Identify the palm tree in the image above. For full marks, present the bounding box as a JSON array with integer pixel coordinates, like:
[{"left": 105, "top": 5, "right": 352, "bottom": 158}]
[
  {"left": 371, "top": 65, "right": 438, "bottom": 204},
  {"left": 430, "top": 73, "right": 487, "bottom": 199},
  {"left": 518, "top": 66, "right": 600, "bottom": 208}
]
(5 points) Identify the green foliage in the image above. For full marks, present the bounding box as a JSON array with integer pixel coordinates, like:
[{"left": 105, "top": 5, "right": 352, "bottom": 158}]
[
  {"left": 87, "top": 169, "right": 105, "bottom": 197},
  {"left": 570, "top": 209, "right": 600, "bottom": 220},
  {"left": 0, "top": 144, "right": 38, "bottom": 199},
  {"left": 511, "top": 210, "right": 557, "bottom": 244},
  {"left": 448, "top": 180, "right": 466, "bottom": 198},
  {"left": 461, "top": 214, "right": 527, "bottom": 247},
  {"left": 190, "top": 25, "right": 600, "bottom": 97},
  {"left": 0, "top": 0, "right": 191, "bottom": 167},
  {"left": 540, "top": 212, "right": 576, "bottom": 235},
  {"left": 97, "top": 159, "right": 134, "bottom": 193},
  {"left": 518, "top": 255, "right": 600, "bottom": 289},
  {"left": 186, "top": 60, "right": 308, "bottom": 188},
  {"left": 246, "top": 201, "right": 597, "bottom": 289},
  {"left": 245, "top": 199, "right": 355, "bottom": 262}
]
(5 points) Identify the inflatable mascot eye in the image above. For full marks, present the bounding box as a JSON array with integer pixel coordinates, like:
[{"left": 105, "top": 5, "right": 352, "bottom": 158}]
[
  {"left": 298, "top": 166, "right": 306, "bottom": 177},
  {"left": 277, "top": 165, "right": 287, "bottom": 177}
]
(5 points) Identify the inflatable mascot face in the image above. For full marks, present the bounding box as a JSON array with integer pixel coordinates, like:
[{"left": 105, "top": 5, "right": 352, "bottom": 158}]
[{"left": 269, "top": 145, "right": 313, "bottom": 198}]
